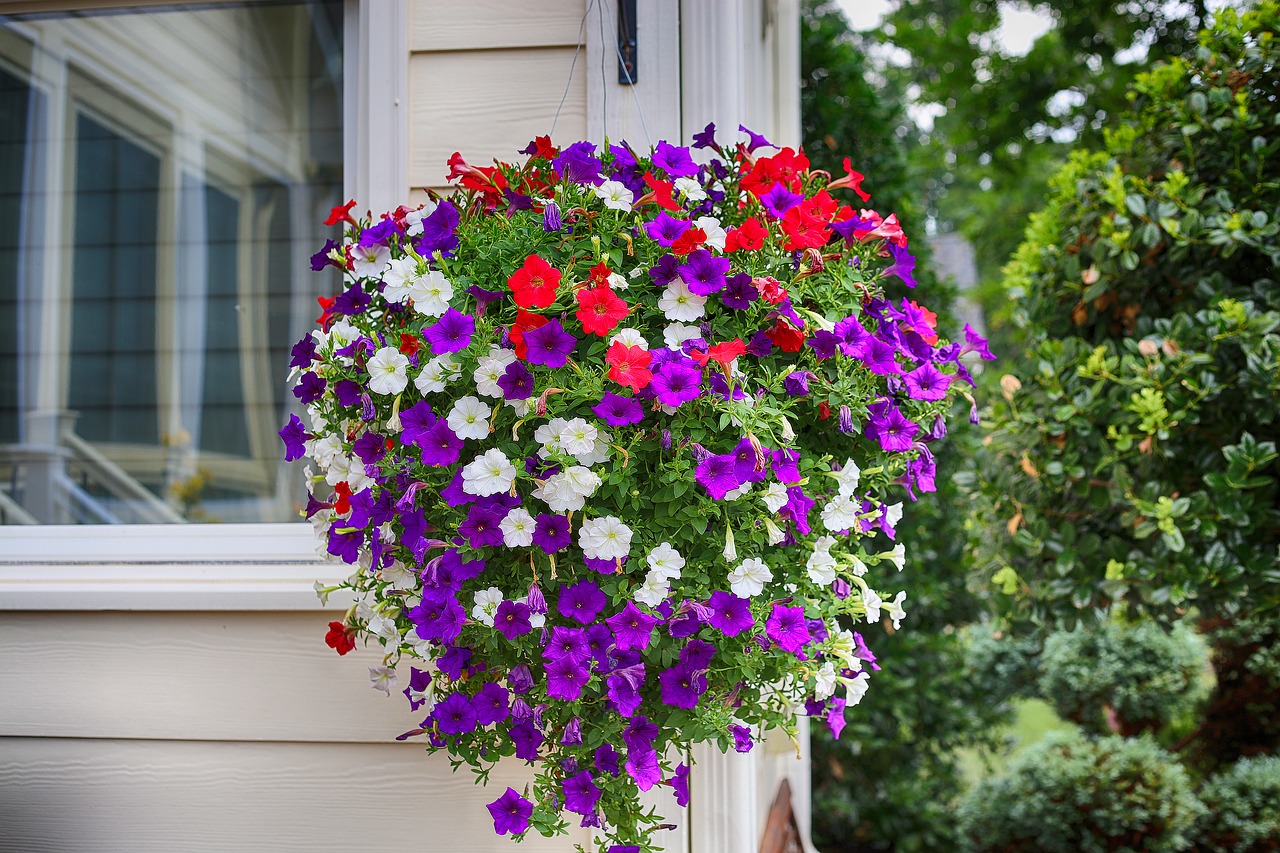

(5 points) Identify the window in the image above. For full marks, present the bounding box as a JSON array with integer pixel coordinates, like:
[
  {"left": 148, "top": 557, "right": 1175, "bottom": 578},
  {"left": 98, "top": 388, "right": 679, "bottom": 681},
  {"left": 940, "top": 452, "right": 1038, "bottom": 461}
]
[{"left": 0, "top": 1, "right": 344, "bottom": 524}]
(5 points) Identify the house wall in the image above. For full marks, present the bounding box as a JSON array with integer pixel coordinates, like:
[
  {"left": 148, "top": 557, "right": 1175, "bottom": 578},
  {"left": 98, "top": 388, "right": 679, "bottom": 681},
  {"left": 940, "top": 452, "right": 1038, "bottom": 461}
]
[{"left": 0, "top": 1, "right": 805, "bottom": 851}]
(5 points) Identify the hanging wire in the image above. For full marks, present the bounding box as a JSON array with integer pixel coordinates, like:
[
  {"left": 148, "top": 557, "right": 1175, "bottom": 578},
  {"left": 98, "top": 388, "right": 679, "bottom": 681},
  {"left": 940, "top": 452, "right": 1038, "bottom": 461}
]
[
  {"left": 599, "top": 0, "right": 654, "bottom": 148},
  {"left": 550, "top": 0, "right": 593, "bottom": 137}
]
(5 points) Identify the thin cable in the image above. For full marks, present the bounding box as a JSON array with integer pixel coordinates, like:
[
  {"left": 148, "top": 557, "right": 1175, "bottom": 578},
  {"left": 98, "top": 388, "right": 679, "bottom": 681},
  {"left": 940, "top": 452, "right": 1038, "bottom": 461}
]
[
  {"left": 551, "top": 0, "right": 593, "bottom": 137},
  {"left": 602, "top": 0, "right": 653, "bottom": 148},
  {"left": 596, "top": 0, "right": 608, "bottom": 141}
]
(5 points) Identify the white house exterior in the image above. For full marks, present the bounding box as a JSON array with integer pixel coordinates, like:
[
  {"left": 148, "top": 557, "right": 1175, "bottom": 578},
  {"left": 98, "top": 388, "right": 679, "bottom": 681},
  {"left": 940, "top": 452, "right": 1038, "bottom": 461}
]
[{"left": 0, "top": 2, "right": 808, "bottom": 850}]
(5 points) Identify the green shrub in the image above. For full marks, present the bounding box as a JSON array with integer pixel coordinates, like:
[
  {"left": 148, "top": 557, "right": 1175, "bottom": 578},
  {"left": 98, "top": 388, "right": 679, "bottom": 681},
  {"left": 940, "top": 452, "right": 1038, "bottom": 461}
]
[
  {"left": 1038, "top": 621, "right": 1207, "bottom": 735},
  {"left": 957, "top": 731, "right": 1203, "bottom": 852},
  {"left": 1192, "top": 755, "right": 1280, "bottom": 852}
]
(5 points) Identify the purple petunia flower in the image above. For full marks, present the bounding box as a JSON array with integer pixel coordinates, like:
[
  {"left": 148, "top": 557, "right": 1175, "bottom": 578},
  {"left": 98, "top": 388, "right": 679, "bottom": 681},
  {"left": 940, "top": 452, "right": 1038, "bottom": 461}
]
[
  {"left": 677, "top": 249, "right": 731, "bottom": 296},
  {"left": 903, "top": 362, "right": 952, "bottom": 401},
  {"left": 783, "top": 370, "right": 812, "bottom": 397},
  {"left": 562, "top": 770, "right": 603, "bottom": 815},
  {"left": 459, "top": 503, "right": 506, "bottom": 548},
  {"left": 498, "top": 362, "right": 536, "bottom": 400},
  {"left": 760, "top": 182, "right": 803, "bottom": 219},
  {"left": 692, "top": 122, "right": 718, "bottom": 150},
  {"left": 332, "top": 283, "right": 371, "bottom": 317},
  {"left": 827, "top": 695, "right": 849, "bottom": 739},
  {"left": 738, "top": 124, "right": 774, "bottom": 152},
  {"left": 310, "top": 238, "right": 341, "bottom": 271},
  {"left": 606, "top": 664, "right": 645, "bottom": 717},
  {"left": 596, "top": 743, "right": 621, "bottom": 776},
  {"left": 415, "top": 201, "right": 460, "bottom": 257},
  {"left": 290, "top": 335, "right": 318, "bottom": 368},
  {"left": 658, "top": 662, "right": 706, "bottom": 709},
  {"left": 746, "top": 329, "right": 774, "bottom": 357},
  {"left": 545, "top": 655, "right": 591, "bottom": 701},
  {"left": 622, "top": 715, "right": 658, "bottom": 753},
  {"left": 487, "top": 787, "right": 533, "bottom": 836},
  {"left": 653, "top": 141, "right": 699, "bottom": 178},
  {"left": 649, "top": 253, "right": 681, "bottom": 287},
  {"left": 543, "top": 199, "right": 563, "bottom": 232},
  {"left": 960, "top": 323, "right": 996, "bottom": 361},
  {"left": 423, "top": 308, "right": 475, "bottom": 354},
  {"left": 508, "top": 719, "right": 543, "bottom": 760},
  {"left": 351, "top": 431, "right": 386, "bottom": 464},
  {"left": 398, "top": 401, "right": 435, "bottom": 446},
  {"left": 508, "top": 663, "right": 535, "bottom": 693},
  {"left": 533, "top": 514, "right": 572, "bottom": 552},
  {"left": 293, "top": 371, "right": 325, "bottom": 404},
  {"left": 672, "top": 763, "right": 691, "bottom": 807},
  {"left": 625, "top": 747, "right": 661, "bottom": 792},
  {"left": 707, "top": 591, "right": 755, "bottom": 637},
  {"left": 558, "top": 580, "right": 607, "bottom": 625},
  {"left": 419, "top": 418, "right": 464, "bottom": 467},
  {"left": 326, "top": 526, "right": 363, "bottom": 563},
  {"left": 544, "top": 626, "right": 592, "bottom": 666},
  {"left": 553, "top": 141, "right": 603, "bottom": 185},
  {"left": 780, "top": 485, "right": 815, "bottom": 536},
  {"left": 731, "top": 724, "right": 754, "bottom": 753},
  {"left": 494, "top": 600, "right": 533, "bottom": 640},
  {"left": 278, "top": 414, "right": 309, "bottom": 461},
  {"left": 593, "top": 392, "right": 644, "bottom": 427},
  {"left": 765, "top": 604, "right": 812, "bottom": 654},
  {"left": 434, "top": 692, "right": 477, "bottom": 735},
  {"left": 679, "top": 638, "right": 715, "bottom": 670},
  {"left": 719, "top": 273, "right": 757, "bottom": 310},
  {"left": 607, "top": 602, "right": 660, "bottom": 652},
  {"left": 473, "top": 682, "right": 511, "bottom": 726},
  {"left": 807, "top": 330, "right": 841, "bottom": 361},
  {"left": 523, "top": 319, "right": 577, "bottom": 368},
  {"left": 865, "top": 400, "right": 920, "bottom": 452},
  {"left": 694, "top": 453, "right": 741, "bottom": 500},
  {"left": 650, "top": 361, "right": 703, "bottom": 408},
  {"left": 861, "top": 338, "right": 903, "bottom": 375},
  {"left": 561, "top": 717, "right": 583, "bottom": 745},
  {"left": 644, "top": 211, "right": 692, "bottom": 247}
]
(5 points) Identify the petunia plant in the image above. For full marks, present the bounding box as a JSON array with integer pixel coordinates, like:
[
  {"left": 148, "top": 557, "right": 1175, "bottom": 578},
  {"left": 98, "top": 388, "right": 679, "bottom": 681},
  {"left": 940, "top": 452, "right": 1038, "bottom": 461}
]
[{"left": 281, "top": 125, "right": 990, "bottom": 851}]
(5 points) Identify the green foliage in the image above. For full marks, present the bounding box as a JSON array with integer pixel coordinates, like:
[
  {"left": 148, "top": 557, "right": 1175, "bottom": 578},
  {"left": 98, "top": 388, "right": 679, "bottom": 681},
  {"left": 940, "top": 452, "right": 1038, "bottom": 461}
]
[
  {"left": 1037, "top": 621, "right": 1207, "bottom": 735},
  {"left": 971, "top": 1, "right": 1280, "bottom": 626},
  {"left": 957, "top": 731, "right": 1203, "bottom": 853},
  {"left": 1191, "top": 755, "right": 1280, "bottom": 852}
]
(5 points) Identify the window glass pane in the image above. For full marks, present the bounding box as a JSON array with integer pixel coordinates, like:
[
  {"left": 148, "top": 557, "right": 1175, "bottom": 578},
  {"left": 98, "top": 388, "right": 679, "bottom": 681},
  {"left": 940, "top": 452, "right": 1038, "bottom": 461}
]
[{"left": 0, "top": 3, "right": 343, "bottom": 524}]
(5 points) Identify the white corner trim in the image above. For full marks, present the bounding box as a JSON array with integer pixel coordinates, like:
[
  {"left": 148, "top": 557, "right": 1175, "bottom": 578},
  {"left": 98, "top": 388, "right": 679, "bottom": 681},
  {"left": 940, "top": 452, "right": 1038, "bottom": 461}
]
[{"left": 0, "top": 523, "right": 352, "bottom": 611}]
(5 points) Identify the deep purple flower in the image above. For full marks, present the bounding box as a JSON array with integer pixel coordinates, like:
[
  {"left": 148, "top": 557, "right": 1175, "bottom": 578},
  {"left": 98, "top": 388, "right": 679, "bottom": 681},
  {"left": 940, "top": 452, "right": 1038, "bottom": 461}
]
[
  {"left": 326, "top": 526, "right": 363, "bottom": 563},
  {"left": 494, "top": 600, "right": 533, "bottom": 640},
  {"left": 771, "top": 447, "right": 802, "bottom": 484},
  {"left": 834, "top": 315, "right": 873, "bottom": 358},
  {"left": 883, "top": 242, "right": 917, "bottom": 289},
  {"left": 694, "top": 453, "right": 741, "bottom": 500},
  {"left": 351, "top": 431, "right": 386, "bottom": 464},
  {"left": 508, "top": 663, "right": 535, "bottom": 693},
  {"left": 560, "top": 716, "right": 583, "bottom": 746},
  {"left": 865, "top": 401, "right": 920, "bottom": 452},
  {"left": 562, "top": 770, "right": 602, "bottom": 815},
  {"left": 746, "top": 329, "right": 774, "bottom": 357},
  {"left": 707, "top": 591, "right": 755, "bottom": 637},
  {"left": 435, "top": 645, "right": 472, "bottom": 680},
  {"left": 672, "top": 763, "right": 691, "bottom": 807},
  {"left": 419, "top": 418, "right": 463, "bottom": 466},
  {"left": 487, "top": 787, "right": 533, "bottom": 836},
  {"left": 680, "top": 638, "right": 715, "bottom": 670},
  {"left": 692, "top": 122, "right": 718, "bottom": 150},
  {"left": 731, "top": 724, "right": 754, "bottom": 753},
  {"left": 422, "top": 308, "right": 475, "bottom": 354},
  {"left": 783, "top": 370, "right": 812, "bottom": 397},
  {"left": 434, "top": 692, "right": 477, "bottom": 735},
  {"left": 653, "top": 141, "right": 698, "bottom": 178},
  {"left": 508, "top": 720, "right": 543, "bottom": 760},
  {"left": 278, "top": 414, "right": 309, "bottom": 461},
  {"left": 623, "top": 715, "right": 658, "bottom": 753},
  {"left": 595, "top": 743, "right": 621, "bottom": 776},
  {"left": 807, "top": 330, "right": 841, "bottom": 361},
  {"left": 310, "top": 239, "right": 340, "bottom": 271},
  {"left": 760, "top": 182, "right": 803, "bottom": 218},
  {"left": 739, "top": 124, "right": 774, "bottom": 152},
  {"left": 544, "top": 625, "right": 592, "bottom": 666},
  {"left": 838, "top": 405, "right": 855, "bottom": 435},
  {"left": 780, "top": 485, "right": 815, "bottom": 536},
  {"left": 658, "top": 663, "right": 706, "bottom": 709},
  {"left": 290, "top": 335, "right": 318, "bottom": 368},
  {"left": 903, "top": 362, "right": 952, "bottom": 401},
  {"left": 523, "top": 319, "right": 577, "bottom": 368},
  {"left": 827, "top": 695, "right": 849, "bottom": 739},
  {"left": 459, "top": 504, "right": 506, "bottom": 548},
  {"left": 473, "top": 682, "right": 510, "bottom": 726},
  {"left": 397, "top": 401, "right": 435, "bottom": 446},
  {"left": 553, "top": 141, "right": 603, "bottom": 185},
  {"left": 606, "top": 664, "right": 645, "bottom": 717},
  {"left": 293, "top": 371, "right": 325, "bottom": 403},
  {"left": 533, "top": 513, "right": 572, "bottom": 552},
  {"left": 332, "top": 283, "right": 371, "bottom": 316},
  {"left": 649, "top": 253, "right": 681, "bottom": 287},
  {"left": 625, "top": 747, "right": 661, "bottom": 792},
  {"left": 593, "top": 392, "right": 644, "bottom": 426},
  {"left": 498, "top": 361, "right": 536, "bottom": 400},
  {"left": 677, "top": 249, "right": 731, "bottom": 296},
  {"left": 651, "top": 362, "right": 703, "bottom": 407},
  {"left": 861, "top": 338, "right": 902, "bottom": 375},
  {"left": 720, "top": 273, "right": 757, "bottom": 310},
  {"left": 607, "top": 602, "right": 660, "bottom": 651},
  {"left": 543, "top": 199, "right": 563, "bottom": 232},
  {"left": 765, "top": 604, "right": 812, "bottom": 654},
  {"left": 644, "top": 211, "right": 691, "bottom": 247},
  {"left": 545, "top": 655, "right": 591, "bottom": 701},
  {"left": 558, "top": 580, "right": 607, "bottom": 625},
  {"left": 415, "top": 201, "right": 460, "bottom": 257}
]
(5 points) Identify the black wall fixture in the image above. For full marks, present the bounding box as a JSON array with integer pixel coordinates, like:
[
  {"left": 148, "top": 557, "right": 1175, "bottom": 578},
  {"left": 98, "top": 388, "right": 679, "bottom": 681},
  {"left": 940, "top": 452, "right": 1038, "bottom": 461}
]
[{"left": 617, "top": 0, "right": 638, "bottom": 85}]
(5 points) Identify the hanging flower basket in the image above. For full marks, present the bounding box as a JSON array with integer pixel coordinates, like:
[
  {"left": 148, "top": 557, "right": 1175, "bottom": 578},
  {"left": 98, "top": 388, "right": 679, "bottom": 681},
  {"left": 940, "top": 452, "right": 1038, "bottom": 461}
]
[{"left": 281, "top": 124, "right": 991, "bottom": 851}]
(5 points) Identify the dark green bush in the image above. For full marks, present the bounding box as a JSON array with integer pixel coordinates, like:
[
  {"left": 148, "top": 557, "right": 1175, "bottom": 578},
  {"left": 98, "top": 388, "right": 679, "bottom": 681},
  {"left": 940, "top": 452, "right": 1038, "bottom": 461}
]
[
  {"left": 1037, "top": 621, "right": 1207, "bottom": 735},
  {"left": 1192, "top": 755, "right": 1280, "bottom": 852},
  {"left": 957, "top": 732, "right": 1203, "bottom": 853}
]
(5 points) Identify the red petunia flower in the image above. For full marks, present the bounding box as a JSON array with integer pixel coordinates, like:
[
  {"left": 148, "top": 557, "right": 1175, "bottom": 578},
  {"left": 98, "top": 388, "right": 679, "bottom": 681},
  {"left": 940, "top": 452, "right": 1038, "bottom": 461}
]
[
  {"left": 332, "top": 480, "right": 353, "bottom": 515},
  {"left": 315, "top": 294, "right": 338, "bottom": 329},
  {"left": 399, "top": 333, "right": 422, "bottom": 356},
  {"left": 508, "top": 255, "right": 562, "bottom": 309},
  {"left": 765, "top": 319, "right": 806, "bottom": 353},
  {"left": 324, "top": 199, "right": 358, "bottom": 227},
  {"left": 587, "top": 261, "right": 613, "bottom": 284},
  {"left": 726, "top": 217, "right": 768, "bottom": 252},
  {"left": 818, "top": 402, "right": 832, "bottom": 420},
  {"left": 606, "top": 342, "right": 653, "bottom": 392},
  {"left": 670, "top": 227, "right": 707, "bottom": 256},
  {"left": 641, "top": 171, "right": 680, "bottom": 211},
  {"left": 690, "top": 338, "right": 747, "bottom": 372},
  {"left": 576, "top": 285, "right": 630, "bottom": 336},
  {"left": 510, "top": 309, "right": 549, "bottom": 360},
  {"left": 828, "top": 157, "right": 871, "bottom": 202},
  {"left": 780, "top": 206, "right": 831, "bottom": 251},
  {"left": 325, "top": 621, "right": 357, "bottom": 656}
]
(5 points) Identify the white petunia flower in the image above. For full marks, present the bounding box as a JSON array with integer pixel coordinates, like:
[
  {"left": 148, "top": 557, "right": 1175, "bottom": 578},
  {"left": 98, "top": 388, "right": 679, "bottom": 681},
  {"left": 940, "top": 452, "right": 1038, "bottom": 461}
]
[
  {"left": 813, "top": 662, "right": 838, "bottom": 700},
  {"left": 473, "top": 348, "right": 517, "bottom": 398},
  {"left": 763, "top": 517, "right": 786, "bottom": 545},
  {"left": 593, "top": 180, "right": 635, "bottom": 211},
  {"left": 535, "top": 472, "right": 588, "bottom": 512},
  {"left": 806, "top": 537, "right": 839, "bottom": 585},
  {"left": 849, "top": 555, "right": 869, "bottom": 577},
  {"left": 883, "top": 502, "right": 904, "bottom": 531},
  {"left": 658, "top": 279, "right": 707, "bottom": 322},
  {"left": 369, "top": 665, "right": 397, "bottom": 696},
  {"left": 310, "top": 434, "right": 344, "bottom": 468},
  {"left": 461, "top": 449, "right": 517, "bottom": 496},
  {"left": 885, "top": 543, "right": 906, "bottom": 572},
  {"left": 381, "top": 255, "right": 420, "bottom": 303},
  {"left": 367, "top": 613, "right": 402, "bottom": 649},
  {"left": 663, "top": 322, "right": 703, "bottom": 350},
  {"left": 556, "top": 418, "right": 599, "bottom": 457},
  {"left": 674, "top": 176, "right": 707, "bottom": 202},
  {"left": 820, "top": 494, "right": 860, "bottom": 532},
  {"left": 415, "top": 354, "right": 460, "bottom": 394},
  {"left": 499, "top": 507, "right": 535, "bottom": 547},
  {"left": 471, "top": 586, "right": 504, "bottom": 627},
  {"left": 406, "top": 269, "right": 453, "bottom": 317},
  {"left": 447, "top": 396, "right": 492, "bottom": 441},
  {"left": 886, "top": 591, "right": 907, "bottom": 630},
  {"left": 728, "top": 557, "right": 773, "bottom": 598},
  {"left": 578, "top": 516, "right": 633, "bottom": 561},
  {"left": 695, "top": 216, "right": 726, "bottom": 251},
  {"left": 367, "top": 346, "right": 410, "bottom": 395},
  {"left": 723, "top": 481, "right": 754, "bottom": 501},
  {"left": 831, "top": 458, "right": 861, "bottom": 496},
  {"left": 609, "top": 327, "right": 650, "bottom": 350},
  {"left": 328, "top": 320, "right": 359, "bottom": 353},
  {"left": 844, "top": 673, "right": 870, "bottom": 706},
  {"left": 608, "top": 272, "right": 629, "bottom": 291},
  {"left": 575, "top": 435, "right": 613, "bottom": 467},
  {"left": 403, "top": 202, "right": 437, "bottom": 238},
  {"left": 381, "top": 561, "right": 417, "bottom": 588},
  {"left": 761, "top": 482, "right": 790, "bottom": 514},
  {"left": 634, "top": 573, "right": 670, "bottom": 607},
  {"left": 561, "top": 465, "right": 602, "bottom": 498},
  {"left": 645, "top": 542, "right": 685, "bottom": 580},
  {"left": 862, "top": 588, "right": 884, "bottom": 624},
  {"left": 352, "top": 243, "right": 390, "bottom": 278}
]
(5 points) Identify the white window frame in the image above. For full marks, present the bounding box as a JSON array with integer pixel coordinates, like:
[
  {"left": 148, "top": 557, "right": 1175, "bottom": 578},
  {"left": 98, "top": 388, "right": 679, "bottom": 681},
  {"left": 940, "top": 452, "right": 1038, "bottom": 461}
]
[{"left": 0, "top": 0, "right": 406, "bottom": 612}]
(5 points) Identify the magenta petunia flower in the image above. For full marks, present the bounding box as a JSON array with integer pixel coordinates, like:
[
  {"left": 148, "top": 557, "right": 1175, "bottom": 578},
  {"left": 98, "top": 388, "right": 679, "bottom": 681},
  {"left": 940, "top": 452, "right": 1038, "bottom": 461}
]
[
  {"left": 544, "top": 625, "right": 592, "bottom": 666},
  {"left": 903, "top": 362, "right": 951, "bottom": 401},
  {"left": 644, "top": 211, "right": 691, "bottom": 247},
  {"left": 606, "top": 602, "right": 660, "bottom": 651},
  {"left": 562, "top": 769, "right": 603, "bottom": 815},
  {"left": 422, "top": 307, "right": 475, "bottom": 354},
  {"left": 707, "top": 591, "right": 754, "bottom": 637},
  {"left": 487, "top": 787, "right": 533, "bottom": 836},
  {"left": 523, "top": 318, "right": 577, "bottom": 368},
  {"left": 826, "top": 695, "right": 849, "bottom": 739},
  {"left": 473, "top": 682, "right": 510, "bottom": 726},
  {"left": 593, "top": 392, "right": 644, "bottom": 426},
  {"left": 658, "top": 662, "right": 705, "bottom": 709},
  {"left": 765, "top": 603, "right": 811, "bottom": 654},
  {"left": 650, "top": 361, "right": 703, "bottom": 407},
  {"left": 558, "top": 580, "right": 607, "bottom": 625},
  {"left": 694, "top": 453, "right": 741, "bottom": 500},
  {"left": 865, "top": 400, "right": 920, "bottom": 452},
  {"left": 545, "top": 655, "right": 591, "bottom": 701}
]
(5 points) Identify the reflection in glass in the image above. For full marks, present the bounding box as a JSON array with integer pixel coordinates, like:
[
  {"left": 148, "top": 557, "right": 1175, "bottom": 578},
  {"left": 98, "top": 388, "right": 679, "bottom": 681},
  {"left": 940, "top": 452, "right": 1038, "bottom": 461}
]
[{"left": 0, "top": 3, "right": 343, "bottom": 524}]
